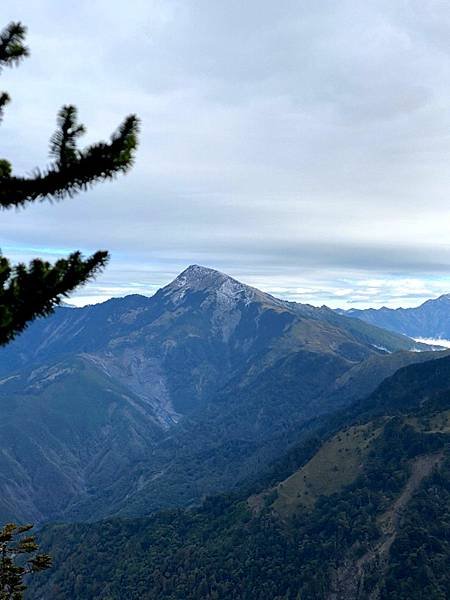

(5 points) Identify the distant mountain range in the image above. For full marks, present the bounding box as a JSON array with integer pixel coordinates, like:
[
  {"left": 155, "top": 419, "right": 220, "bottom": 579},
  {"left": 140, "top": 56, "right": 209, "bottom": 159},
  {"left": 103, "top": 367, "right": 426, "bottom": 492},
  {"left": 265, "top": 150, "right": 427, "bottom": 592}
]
[
  {"left": 31, "top": 350, "right": 450, "bottom": 599},
  {"left": 0, "top": 265, "right": 440, "bottom": 524},
  {"left": 340, "top": 293, "right": 450, "bottom": 341}
]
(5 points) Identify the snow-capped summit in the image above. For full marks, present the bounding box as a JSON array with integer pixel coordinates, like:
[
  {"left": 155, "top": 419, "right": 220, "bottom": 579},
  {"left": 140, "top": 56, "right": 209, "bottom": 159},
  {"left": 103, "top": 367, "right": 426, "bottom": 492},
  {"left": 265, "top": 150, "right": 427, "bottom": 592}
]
[
  {"left": 156, "top": 265, "right": 292, "bottom": 342},
  {"left": 162, "top": 264, "right": 264, "bottom": 308},
  {"left": 172, "top": 265, "right": 235, "bottom": 291}
]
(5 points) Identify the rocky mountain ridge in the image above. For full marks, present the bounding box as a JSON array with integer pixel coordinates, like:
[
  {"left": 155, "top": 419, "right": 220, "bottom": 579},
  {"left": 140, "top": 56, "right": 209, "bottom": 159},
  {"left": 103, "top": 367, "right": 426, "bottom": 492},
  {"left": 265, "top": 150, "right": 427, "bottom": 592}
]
[{"left": 341, "top": 292, "right": 450, "bottom": 341}]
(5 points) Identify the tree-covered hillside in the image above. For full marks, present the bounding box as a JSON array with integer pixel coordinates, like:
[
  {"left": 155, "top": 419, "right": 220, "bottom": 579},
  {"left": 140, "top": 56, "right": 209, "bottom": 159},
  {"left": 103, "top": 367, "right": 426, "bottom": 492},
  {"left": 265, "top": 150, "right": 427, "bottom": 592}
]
[
  {"left": 29, "top": 355, "right": 450, "bottom": 599},
  {"left": 0, "top": 265, "right": 440, "bottom": 525}
]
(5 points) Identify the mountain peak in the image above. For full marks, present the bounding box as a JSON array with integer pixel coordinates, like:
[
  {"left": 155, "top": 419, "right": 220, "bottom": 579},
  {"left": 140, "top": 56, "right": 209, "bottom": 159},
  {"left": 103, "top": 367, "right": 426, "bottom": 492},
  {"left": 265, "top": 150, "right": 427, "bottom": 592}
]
[
  {"left": 175, "top": 264, "right": 230, "bottom": 288},
  {"left": 165, "top": 265, "right": 312, "bottom": 315},
  {"left": 168, "top": 264, "right": 251, "bottom": 294},
  {"left": 161, "top": 265, "right": 267, "bottom": 309}
]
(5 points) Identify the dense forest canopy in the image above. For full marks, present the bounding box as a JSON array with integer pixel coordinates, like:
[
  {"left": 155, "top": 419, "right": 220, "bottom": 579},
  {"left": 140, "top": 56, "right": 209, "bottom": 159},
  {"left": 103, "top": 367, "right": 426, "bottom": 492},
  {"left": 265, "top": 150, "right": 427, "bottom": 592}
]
[{"left": 30, "top": 356, "right": 450, "bottom": 599}]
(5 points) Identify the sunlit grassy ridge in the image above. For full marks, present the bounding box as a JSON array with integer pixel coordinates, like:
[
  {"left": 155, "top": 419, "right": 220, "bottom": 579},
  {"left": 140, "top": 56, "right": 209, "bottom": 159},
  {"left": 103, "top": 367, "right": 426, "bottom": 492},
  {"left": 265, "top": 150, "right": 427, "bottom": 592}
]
[{"left": 272, "top": 421, "right": 383, "bottom": 516}]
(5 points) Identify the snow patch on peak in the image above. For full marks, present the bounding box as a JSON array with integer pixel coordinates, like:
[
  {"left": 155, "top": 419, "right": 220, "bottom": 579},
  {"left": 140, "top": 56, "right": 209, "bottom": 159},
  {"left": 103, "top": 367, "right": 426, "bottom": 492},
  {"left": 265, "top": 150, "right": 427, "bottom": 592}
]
[
  {"left": 162, "top": 265, "right": 262, "bottom": 340},
  {"left": 165, "top": 265, "right": 257, "bottom": 305},
  {"left": 173, "top": 265, "right": 230, "bottom": 289},
  {"left": 163, "top": 265, "right": 289, "bottom": 317},
  {"left": 214, "top": 276, "right": 254, "bottom": 308}
]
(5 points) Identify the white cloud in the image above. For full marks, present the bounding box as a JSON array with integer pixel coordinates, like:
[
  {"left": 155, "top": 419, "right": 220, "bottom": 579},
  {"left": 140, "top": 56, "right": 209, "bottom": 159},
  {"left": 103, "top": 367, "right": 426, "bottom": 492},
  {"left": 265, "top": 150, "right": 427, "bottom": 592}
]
[{"left": 2, "top": 1, "right": 450, "bottom": 307}]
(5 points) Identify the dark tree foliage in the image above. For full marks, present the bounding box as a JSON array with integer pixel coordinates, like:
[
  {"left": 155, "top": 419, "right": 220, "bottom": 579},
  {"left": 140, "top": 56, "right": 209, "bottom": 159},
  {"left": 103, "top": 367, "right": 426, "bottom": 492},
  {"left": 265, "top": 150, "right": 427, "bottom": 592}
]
[
  {"left": 0, "top": 21, "right": 139, "bottom": 345},
  {"left": 29, "top": 407, "right": 450, "bottom": 599},
  {"left": 382, "top": 460, "right": 450, "bottom": 599},
  {"left": 0, "top": 523, "right": 51, "bottom": 599}
]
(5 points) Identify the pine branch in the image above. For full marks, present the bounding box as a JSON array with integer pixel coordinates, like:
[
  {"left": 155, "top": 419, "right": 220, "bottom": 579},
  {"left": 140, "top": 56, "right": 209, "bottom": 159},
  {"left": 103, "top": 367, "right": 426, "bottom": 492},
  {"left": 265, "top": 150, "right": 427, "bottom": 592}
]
[
  {"left": 0, "top": 523, "right": 51, "bottom": 597},
  {"left": 0, "top": 160, "right": 11, "bottom": 178},
  {"left": 49, "top": 105, "right": 86, "bottom": 169},
  {"left": 0, "top": 20, "right": 139, "bottom": 345},
  {"left": 0, "top": 22, "right": 28, "bottom": 135},
  {"left": 0, "top": 91, "right": 9, "bottom": 122},
  {"left": 0, "top": 22, "right": 28, "bottom": 70},
  {"left": 0, "top": 251, "right": 109, "bottom": 345},
  {"left": 0, "top": 113, "right": 139, "bottom": 208}
]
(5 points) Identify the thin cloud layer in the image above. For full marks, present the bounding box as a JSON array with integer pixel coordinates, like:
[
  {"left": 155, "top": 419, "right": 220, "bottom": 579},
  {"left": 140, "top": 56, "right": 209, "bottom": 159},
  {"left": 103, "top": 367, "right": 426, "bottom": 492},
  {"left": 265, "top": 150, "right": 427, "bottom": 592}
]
[{"left": 2, "top": 1, "right": 450, "bottom": 308}]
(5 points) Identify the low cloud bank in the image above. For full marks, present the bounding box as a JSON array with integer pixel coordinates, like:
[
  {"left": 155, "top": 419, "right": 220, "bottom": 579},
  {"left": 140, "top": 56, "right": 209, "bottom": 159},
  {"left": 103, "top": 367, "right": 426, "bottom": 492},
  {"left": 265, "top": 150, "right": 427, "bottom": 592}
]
[{"left": 414, "top": 338, "right": 450, "bottom": 350}]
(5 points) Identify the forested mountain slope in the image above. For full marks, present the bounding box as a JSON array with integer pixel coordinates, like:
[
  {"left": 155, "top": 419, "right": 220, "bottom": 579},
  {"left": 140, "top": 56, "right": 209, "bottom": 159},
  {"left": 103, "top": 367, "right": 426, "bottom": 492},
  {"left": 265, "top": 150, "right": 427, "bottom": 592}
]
[
  {"left": 0, "top": 266, "right": 438, "bottom": 524},
  {"left": 31, "top": 354, "right": 450, "bottom": 599}
]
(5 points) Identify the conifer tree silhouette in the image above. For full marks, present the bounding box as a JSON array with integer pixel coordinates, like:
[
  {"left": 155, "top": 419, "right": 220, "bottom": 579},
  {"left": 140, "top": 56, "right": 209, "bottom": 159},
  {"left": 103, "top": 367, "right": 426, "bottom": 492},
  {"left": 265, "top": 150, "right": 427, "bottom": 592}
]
[{"left": 0, "top": 22, "right": 139, "bottom": 345}]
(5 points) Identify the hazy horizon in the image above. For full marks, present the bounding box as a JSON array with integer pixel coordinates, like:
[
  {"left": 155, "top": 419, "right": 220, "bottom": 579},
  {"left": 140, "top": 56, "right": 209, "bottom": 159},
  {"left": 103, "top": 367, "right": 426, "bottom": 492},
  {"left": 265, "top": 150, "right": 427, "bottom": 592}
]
[{"left": 63, "top": 262, "right": 450, "bottom": 311}]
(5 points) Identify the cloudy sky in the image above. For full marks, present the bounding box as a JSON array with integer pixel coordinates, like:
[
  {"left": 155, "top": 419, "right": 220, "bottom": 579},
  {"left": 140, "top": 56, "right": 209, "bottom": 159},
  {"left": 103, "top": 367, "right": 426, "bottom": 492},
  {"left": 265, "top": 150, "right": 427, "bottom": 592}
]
[{"left": 2, "top": 0, "right": 450, "bottom": 308}]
